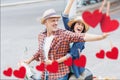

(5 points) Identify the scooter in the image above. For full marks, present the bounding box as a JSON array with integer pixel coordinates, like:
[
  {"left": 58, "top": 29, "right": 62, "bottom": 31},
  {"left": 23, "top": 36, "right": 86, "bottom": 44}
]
[{"left": 20, "top": 62, "right": 42, "bottom": 80}]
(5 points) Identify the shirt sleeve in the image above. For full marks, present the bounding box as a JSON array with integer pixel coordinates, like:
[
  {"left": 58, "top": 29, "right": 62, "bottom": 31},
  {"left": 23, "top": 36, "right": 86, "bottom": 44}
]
[
  {"left": 33, "top": 34, "right": 43, "bottom": 61},
  {"left": 64, "top": 30, "right": 85, "bottom": 43},
  {"left": 33, "top": 50, "right": 41, "bottom": 61},
  {"left": 61, "top": 13, "right": 71, "bottom": 30}
]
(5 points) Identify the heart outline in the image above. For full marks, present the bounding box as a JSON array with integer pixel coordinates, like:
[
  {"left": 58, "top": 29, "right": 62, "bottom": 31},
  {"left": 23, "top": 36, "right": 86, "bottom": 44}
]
[
  {"left": 3, "top": 67, "right": 12, "bottom": 77},
  {"left": 36, "top": 62, "right": 45, "bottom": 71},
  {"left": 82, "top": 9, "right": 103, "bottom": 28},
  {"left": 106, "top": 47, "right": 119, "bottom": 60},
  {"left": 100, "top": 14, "right": 119, "bottom": 32},
  {"left": 13, "top": 66, "right": 26, "bottom": 79},
  {"left": 64, "top": 57, "right": 72, "bottom": 66},
  {"left": 74, "top": 55, "right": 86, "bottom": 68},
  {"left": 96, "top": 49, "right": 105, "bottom": 59},
  {"left": 46, "top": 61, "right": 58, "bottom": 73}
]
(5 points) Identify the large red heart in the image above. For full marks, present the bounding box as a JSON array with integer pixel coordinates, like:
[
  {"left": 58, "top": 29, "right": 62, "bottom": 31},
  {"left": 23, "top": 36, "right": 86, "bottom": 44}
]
[
  {"left": 74, "top": 55, "right": 86, "bottom": 67},
  {"left": 36, "top": 62, "right": 45, "bottom": 71},
  {"left": 46, "top": 61, "right": 58, "bottom": 73},
  {"left": 96, "top": 49, "right": 105, "bottom": 59},
  {"left": 100, "top": 14, "right": 119, "bottom": 32},
  {"left": 106, "top": 47, "right": 119, "bottom": 60},
  {"left": 13, "top": 66, "right": 26, "bottom": 79},
  {"left": 64, "top": 57, "right": 72, "bottom": 66},
  {"left": 3, "top": 67, "right": 12, "bottom": 77},
  {"left": 82, "top": 9, "right": 103, "bottom": 28}
]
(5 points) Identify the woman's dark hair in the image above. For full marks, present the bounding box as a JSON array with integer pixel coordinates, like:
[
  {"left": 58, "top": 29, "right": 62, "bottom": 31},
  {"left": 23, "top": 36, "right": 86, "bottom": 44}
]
[{"left": 70, "top": 22, "right": 86, "bottom": 33}]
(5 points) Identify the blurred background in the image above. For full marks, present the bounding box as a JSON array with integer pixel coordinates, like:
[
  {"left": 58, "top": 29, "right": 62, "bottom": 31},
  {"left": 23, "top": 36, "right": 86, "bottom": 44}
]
[
  {"left": 1, "top": 0, "right": 120, "bottom": 79},
  {"left": 1, "top": 0, "right": 103, "bottom": 5}
]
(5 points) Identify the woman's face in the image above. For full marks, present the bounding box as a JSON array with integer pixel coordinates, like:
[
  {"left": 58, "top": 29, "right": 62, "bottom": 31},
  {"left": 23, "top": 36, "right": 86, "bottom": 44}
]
[{"left": 74, "top": 22, "right": 85, "bottom": 33}]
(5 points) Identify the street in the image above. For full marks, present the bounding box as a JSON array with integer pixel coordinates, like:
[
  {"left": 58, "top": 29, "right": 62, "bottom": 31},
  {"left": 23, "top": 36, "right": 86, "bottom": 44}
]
[{"left": 1, "top": 0, "right": 120, "bottom": 79}]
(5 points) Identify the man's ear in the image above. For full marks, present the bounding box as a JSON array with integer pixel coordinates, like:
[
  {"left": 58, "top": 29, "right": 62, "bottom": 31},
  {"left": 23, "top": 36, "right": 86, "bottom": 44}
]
[
  {"left": 44, "top": 20, "right": 47, "bottom": 24},
  {"left": 45, "top": 19, "right": 49, "bottom": 23},
  {"left": 44, "top": 20, "right": 49, "bottom": 27}
]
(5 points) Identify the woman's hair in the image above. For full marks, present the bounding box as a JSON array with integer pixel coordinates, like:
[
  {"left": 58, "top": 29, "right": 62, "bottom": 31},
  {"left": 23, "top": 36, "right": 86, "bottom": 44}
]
[{"left": 70, "top": 22, "right": 86, "bottom": 33}]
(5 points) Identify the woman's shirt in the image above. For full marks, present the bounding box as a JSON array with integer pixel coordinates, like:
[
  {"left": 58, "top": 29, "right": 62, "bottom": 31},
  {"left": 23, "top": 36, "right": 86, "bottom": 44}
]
[
  {"left": 62, "top": 13, "right": 85, "bottom": 78},
  {"left": 62, "top": 13, "right": 85, "bottom": 58}
]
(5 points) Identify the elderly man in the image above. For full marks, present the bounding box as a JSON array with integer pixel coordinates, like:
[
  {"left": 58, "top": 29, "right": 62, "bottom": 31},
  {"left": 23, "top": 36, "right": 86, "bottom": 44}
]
[{"left": 25, "top": 9, "right": 109, "bottom": 80}]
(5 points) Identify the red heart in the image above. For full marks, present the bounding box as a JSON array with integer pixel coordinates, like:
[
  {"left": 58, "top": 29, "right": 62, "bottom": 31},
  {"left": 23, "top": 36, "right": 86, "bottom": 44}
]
[
  {"left": 96, "top": 49, "right": 105, "bottom": 59},
  {"left": 64, "top": 57, "right": 72, "bottom": 66},
  {"left": 74, "top": 55, "right": 86, "bottom": 67},
  {"left": 100, "top": 14, "right": 119, "bottom": 32},
  {"left": 3, "top": 67, "right": 12, "bottom": 77},
  {"left": 82, "top": 9, "right": 103, "bottom": 28},
  {"left": 36, "top": 62, "right": 45, "bottom": 71},
  {"left": 46, "top": 61, "right": 58, "bottom": 73},
  {"left": 13, "top": 66, "right": 26, "bottom": 79},
  {"left": 106, "top": 47, "right": 119, "bottom": 60}
]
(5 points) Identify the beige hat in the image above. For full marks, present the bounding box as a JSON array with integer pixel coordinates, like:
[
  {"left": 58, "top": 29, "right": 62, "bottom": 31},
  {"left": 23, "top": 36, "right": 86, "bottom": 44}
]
[
  {"left": 41, "top": 9, "right": 61, "bottom": 24},
  {"left": 68, "top": 16, "right": 89, "bottom": 32}
]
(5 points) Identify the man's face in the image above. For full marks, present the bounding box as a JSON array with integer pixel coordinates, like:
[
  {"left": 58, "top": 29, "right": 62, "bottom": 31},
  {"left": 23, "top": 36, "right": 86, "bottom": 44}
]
[{"left": 45, "top": 17, "right": 59, "bottom": 32}]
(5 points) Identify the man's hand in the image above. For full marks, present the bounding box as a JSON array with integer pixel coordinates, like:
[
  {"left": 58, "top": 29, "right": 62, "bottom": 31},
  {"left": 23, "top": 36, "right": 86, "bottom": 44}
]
[
  {"left": 23, "top": 57, "right": 35, "bottom": 65},
  {"left": 24, "top": 60, "right": 30, "bottom": 65},
  {"left": 102, "top": 33, "right": 109, "bottom": 39}
]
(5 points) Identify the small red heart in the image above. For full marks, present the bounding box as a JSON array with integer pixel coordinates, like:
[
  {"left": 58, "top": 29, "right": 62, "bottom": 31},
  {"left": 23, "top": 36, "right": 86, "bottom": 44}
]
[
  {"left": 74, "top": 55, "right": 86, "bottom": 67},
  {"left": 13, "top": 66, "right": 26, "bottom": 79},
  {"left": 106, "top": 47, "right": 119, "bottom": 60},
  {"left": 100, "top": 14, "right": 119, "bottom": 32},
  {"left": 82, "top": 9, "right": 103, "bottom": 28},
  {"left": 46, "top": 61, "right": 58, "bottom": 73},
  {"left": 64, "top": 57, "right": 72, "bottom": 66},
  {"left": 36, "top": 62, "right": 45, "bottom": 71},
  {"left": 96, "top": 49, "right": 105, "bottom": 59},
  {"left": 3, "top": 67, "right": 12, "bottom": 77}
]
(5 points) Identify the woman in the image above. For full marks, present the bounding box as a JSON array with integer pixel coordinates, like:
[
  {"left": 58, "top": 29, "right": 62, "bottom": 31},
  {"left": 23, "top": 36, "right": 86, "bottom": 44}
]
[
  {"left": 61, "top": 0, "right": 106, "bottom": 79},
  {"left": 62, "top": 16, "right": 92, "bottom": 80},
  {"left": 62, "top": 0, "right": 92, "bottom": 79}
]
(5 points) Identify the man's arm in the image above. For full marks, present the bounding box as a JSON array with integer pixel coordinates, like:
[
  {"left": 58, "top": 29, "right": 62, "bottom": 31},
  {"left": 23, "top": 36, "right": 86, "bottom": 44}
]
[
  {"left": 24, "top": 57, "right": 35, "bottom": 64},
  {"left": 25, "top": 34, "right": 43, "bottom": 64},
  {"left": 24, "top": 49, "right": 43, "bottom": 64},
  {"left": 64, "top": 30, "right": 109, "bottom": 43},
  {"left": 84, "top": 33, "right": 109, "bottom": 42}
]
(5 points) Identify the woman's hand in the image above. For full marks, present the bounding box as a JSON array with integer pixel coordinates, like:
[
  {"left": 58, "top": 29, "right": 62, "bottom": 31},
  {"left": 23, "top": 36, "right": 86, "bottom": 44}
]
[
  {"left": 45, "top": 59, "right": 53, "bottom": 65},
  {"left": 106, "top": 1, "right": 110, "bottom": 16},
  {"left": 63, "top": 0, "right": 75, "bottom": 15},
  {"left": 99, "top": 0, "right": 106, "bottom": 12}
]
